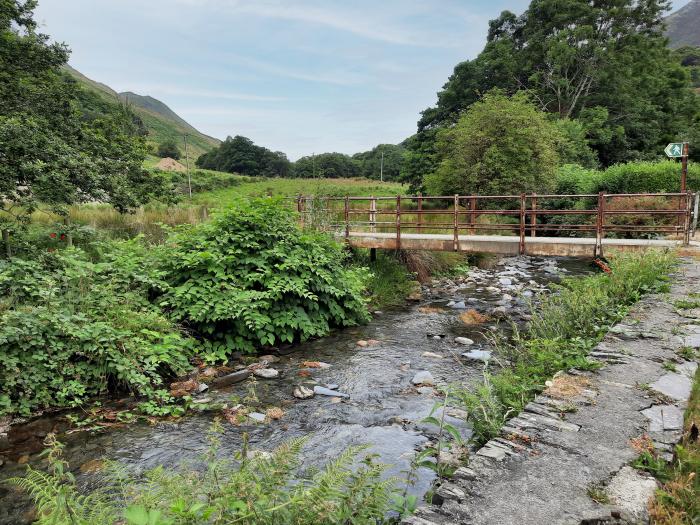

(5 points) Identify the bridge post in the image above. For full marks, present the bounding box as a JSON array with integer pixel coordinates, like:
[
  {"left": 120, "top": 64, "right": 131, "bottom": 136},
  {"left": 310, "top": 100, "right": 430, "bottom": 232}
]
[
  {"left": 519, "top": 193, "right": 526, "bottom": 255},
  {"left": 453, "top": 194, "right": 459, "bottom": 251},
  {"left": 596, "top": 192, "right": 605, "bottom": 257},
  {"left": 417, "top": 194, "right": 423, "bottom": 233},
  {"left": 370, "top": 196, "right": 377, "bottom": 233},
  {"left": 297, "top": 195, "right": 304, "bottom": 229},
  {"left": 685, "top": 192, "right": 692, "bottom": 245},
  {"left": 344, "top": 196, "right": 349, "bottom": 240},
  {"left": 469, "top": 197, "right": 476, "bottom": 234},
  {"left": 396, "top": 194, "right": 401, "bottom": 250},
  {"left": 531, "top": 193, "right": 537, "bottom": 238}
]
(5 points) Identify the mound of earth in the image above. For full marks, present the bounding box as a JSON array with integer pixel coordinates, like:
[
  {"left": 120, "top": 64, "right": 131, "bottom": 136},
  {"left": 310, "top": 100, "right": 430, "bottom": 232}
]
[{"left": 155, "top": 157, "right": 187, "bottom": 172}]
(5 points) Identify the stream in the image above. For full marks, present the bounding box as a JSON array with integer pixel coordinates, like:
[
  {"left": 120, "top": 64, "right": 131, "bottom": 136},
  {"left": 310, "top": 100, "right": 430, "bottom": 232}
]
[{"left": 0, "top": 255, "right": 592, "bottom": 524}]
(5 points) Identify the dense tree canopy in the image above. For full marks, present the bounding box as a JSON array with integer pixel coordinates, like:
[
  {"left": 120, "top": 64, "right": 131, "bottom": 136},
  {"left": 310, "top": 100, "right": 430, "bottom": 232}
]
[
  {"left": 352, "top": 144, "right": 406, "bottom": 181},
  {"left": 196, "top": 135, "right": 291, "bottom": 177},
  {"left": 293, "top": 152, "right": 360, "bottom": 179},
  {"left": 0, "top": 0, "right": 158, "bottom": 225},
  {"left": 409, "top": 0, "right": 698, "bottom": 179},
  {"left": 425, "top": 91, "right": 561, "bottom": 196},
  {"left": 157, "top": 140, "right": 181, "bottom": 160}
]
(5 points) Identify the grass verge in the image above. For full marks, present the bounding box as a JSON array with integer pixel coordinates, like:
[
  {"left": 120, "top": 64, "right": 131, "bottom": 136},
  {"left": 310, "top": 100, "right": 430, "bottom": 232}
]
[
  {"left": 644, "top": 367, "right": 700, "bottom": 523},
  {"left": 453, "top": 250, "right": 677, "bottom": 446}
]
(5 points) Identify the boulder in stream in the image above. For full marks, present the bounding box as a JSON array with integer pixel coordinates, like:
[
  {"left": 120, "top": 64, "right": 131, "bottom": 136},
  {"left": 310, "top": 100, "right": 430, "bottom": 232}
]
[
  {"left": 411, "top": 371, "right": 435, "bottom": 386},
  {"left": 293, "top": 386, "right": 315, "bottom": 399},
  {"left": 253, "top": 368, "right": 279, "bottom": 379},
  {"left": 314, "top": 386, "right": 349, "bottom": 398},
  {"left": 454, "top": 337, "right": 474, "bottom": 346},
  {"left": 212, "top": 370, "right": 251, "bottom": 387}
]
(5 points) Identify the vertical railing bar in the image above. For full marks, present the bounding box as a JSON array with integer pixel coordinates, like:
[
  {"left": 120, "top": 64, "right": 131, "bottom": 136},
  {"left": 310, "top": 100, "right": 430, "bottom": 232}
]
[
  {"left": 396, "top": 194, "right": 401, "bottom": 250},
  {"left": 596, "top": 192, "right": 604, "bottom": 257},
  {"left": 685, "top": 191, "right": 692, "bottom": 245},
  {"left": 469, "top": 196, "right": 476, "bottom": 235},
  {"left": 519, "top": 193, "right": 526, "bottom": 255},
  {"left": 417, "top": 193, "right": 423, "bottom": 233},
  {"left": 344, "top": 195, "right": 349, "bottom": 240},
  {"left": 531, "top": 193, "right": 537, "bottom": 238},
  {"left": 453, "top": 194, "right": 459, "bottom": 251},
  {"left": 370, "top": 195, "right": 377, "bottom": 234}
]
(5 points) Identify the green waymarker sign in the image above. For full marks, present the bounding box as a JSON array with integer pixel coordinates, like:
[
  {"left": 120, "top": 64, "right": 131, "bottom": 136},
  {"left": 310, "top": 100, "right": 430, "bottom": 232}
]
[{"left": 665, "top": 143, "right": 685, "bottom": 158}]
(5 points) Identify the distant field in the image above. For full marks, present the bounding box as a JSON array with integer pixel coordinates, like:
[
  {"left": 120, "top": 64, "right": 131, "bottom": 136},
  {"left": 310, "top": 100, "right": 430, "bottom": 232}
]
[{"left": 193, "top": 176, "right": 406, "bottom": 206}]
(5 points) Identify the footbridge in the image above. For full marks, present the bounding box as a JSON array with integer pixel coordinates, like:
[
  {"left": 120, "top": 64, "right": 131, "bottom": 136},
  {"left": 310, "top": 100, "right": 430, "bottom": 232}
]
[{"left": 292, "top": 192, "right": 700, "bottom": 257}]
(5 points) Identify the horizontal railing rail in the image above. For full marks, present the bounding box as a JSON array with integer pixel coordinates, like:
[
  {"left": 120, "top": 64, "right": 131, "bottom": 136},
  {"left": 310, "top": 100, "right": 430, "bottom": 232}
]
[{"left": 287, "top": 192, "right": 694, "bottom": 256}]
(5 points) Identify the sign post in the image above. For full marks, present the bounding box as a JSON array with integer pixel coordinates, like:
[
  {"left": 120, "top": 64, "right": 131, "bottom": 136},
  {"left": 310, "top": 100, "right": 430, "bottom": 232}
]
[{"left": 665, "top": 142, "right": 689, "bottom": 192}]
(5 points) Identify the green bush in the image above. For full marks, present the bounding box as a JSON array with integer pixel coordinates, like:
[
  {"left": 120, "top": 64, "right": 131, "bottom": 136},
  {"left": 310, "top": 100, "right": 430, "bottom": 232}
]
[
  {"left": 0, "top": 241, "right": 192, "bottom": 416},
  {"left": 155, "top": 169, "right": 255, "bottom": 194},
  {"left": 596, "top": 160, "right": 700, "bottom": 194},
  {"left": 157, "top": 198, "right": 370, "bottom": 359}
]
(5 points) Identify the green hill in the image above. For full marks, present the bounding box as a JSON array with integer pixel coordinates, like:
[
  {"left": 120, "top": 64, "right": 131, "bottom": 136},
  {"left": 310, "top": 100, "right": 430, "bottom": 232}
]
[
  {"left": 64, "top": 65, "right": 220, "bottom": 158},
  {"left": 665, "top": 0, "right": 700, "bottom": 48}
]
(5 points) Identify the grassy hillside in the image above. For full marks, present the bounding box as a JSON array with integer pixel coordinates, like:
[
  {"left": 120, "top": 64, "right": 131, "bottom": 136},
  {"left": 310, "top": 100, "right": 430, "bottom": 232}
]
[
  {"left": 64, "top": 65, "right": 220, "bottom": 158},
  {"left": 666, "top": 0, "right": 700, "bottom": 48}
]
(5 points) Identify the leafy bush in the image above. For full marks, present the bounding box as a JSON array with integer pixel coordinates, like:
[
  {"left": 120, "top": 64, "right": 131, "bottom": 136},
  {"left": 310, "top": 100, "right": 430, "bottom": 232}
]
[
  {"left": 156, "top": 169, "right": 255, "bottom": 194},
  {"left": 0, "top": 241, "right": 192, "bottom": 416},
  {"left": 596, "top": 160, "right": 700, "bottom": 194},
  {"left": 10, "top": 428, "right": 399, "bottom": 525},
  {"left": 157, "top": 198, "right": 370, "bottom": 358}
]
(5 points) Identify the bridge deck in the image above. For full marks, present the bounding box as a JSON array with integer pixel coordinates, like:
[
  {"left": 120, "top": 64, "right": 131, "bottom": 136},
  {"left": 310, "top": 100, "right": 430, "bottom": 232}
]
[{"left": 342, "top": 231, "right": 699, "bottom": 257}]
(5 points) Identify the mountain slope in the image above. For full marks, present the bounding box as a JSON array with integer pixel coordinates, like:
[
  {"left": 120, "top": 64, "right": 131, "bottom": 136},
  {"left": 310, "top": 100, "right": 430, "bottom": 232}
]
[
  {"left": 665, "top": 0, "right": 700, "bottom": 48},
  {"left": 64, "top": 65, "right": 220, "bottom": 158}
]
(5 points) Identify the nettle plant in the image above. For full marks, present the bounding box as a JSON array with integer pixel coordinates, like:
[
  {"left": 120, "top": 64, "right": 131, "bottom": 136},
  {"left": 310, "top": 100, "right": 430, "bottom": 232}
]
[{"left": 157, "top": 198, "right": 370, "bottom": 359}]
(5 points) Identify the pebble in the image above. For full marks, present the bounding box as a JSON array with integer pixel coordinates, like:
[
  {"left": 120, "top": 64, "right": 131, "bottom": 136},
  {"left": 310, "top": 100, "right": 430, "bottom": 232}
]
[
  {"left": 259, "top": 355, "right": 280, "bottom": 364},
  {"left": 212, "top": 370, "right": 251, "bottom": 387},
  {"left": 450, "top": 301, "right": 467, "bottom": 309},
  {"left": 498, "top": 278, "right": 512, "bottom": 286},
  {"left": 248, "top": 412, "right": 267, "bottom": 423},
  {"left": 253, "top": 368, "right": 279, "bottom": 379},
  {"left": 325, "top": 383, "right": 339, "bottom": 390},
  {"left": 293, "top": 386, "right": 314, "bottom": 399},
  {"left": 411, "top": 371, "right": 435, "bottom": 386},
  {"left": 454, "top": 337, "right": 474, "bottom": 346},
  {"left": 462, "top": 349, "right": 492, "bottom": 362},
  {"left": 422, "top": 352, "right": 443, "bottom": 359},
  {"left": 416, "top": 386, "right": 434, "bottom": 395}
]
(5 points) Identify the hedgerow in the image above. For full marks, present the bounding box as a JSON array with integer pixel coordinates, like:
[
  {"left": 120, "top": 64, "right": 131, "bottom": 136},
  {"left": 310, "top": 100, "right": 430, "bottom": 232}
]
[{"left": 157, "top": 197, "right": 370, "bottom": 360}]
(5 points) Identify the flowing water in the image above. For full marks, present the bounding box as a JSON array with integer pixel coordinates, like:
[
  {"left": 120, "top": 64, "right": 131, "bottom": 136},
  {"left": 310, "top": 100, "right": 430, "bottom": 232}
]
[{"left": 0, "top": 255, "right": 592, "bottom": 524}]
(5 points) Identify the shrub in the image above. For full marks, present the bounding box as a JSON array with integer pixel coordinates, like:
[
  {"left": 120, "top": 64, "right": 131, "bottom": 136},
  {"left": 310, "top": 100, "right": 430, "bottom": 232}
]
[
  {"left": 596, "top": 160, "right": 700, "bottom": 194},
  {"left": 0, "top": 241, "right": 192, "bottom": 416},
  {"left": 10, "top": 429, "right": 399, "bottom": 525},
  {"left": 157, "top": 198, "right": 370, "bottom": 359}
]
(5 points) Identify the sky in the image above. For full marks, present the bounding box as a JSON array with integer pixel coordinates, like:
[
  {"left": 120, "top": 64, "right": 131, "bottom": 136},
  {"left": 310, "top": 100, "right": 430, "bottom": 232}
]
[{"left": 34, "top": 0, "right": 692, "bottom": 160}]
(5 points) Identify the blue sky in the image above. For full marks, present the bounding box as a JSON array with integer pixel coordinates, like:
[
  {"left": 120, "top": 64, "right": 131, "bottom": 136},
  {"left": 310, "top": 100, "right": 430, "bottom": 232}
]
[{"left": 35, "top": 0, "right": 691, "bottom": 160}]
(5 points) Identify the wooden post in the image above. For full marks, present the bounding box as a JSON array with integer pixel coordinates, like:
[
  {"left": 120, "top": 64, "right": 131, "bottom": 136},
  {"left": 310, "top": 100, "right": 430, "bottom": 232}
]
[
  {"left": 519, "top": 193, "right": 526, "bottom": 255},
  {"left": 453, "top": 194, "right": 459, "bottom": 251},
  {"left": 684, "top": 192, "right": 692, "bottom": 245},
  {"left": 344, "top": 195, "right": 350, "bottom": 240},
  {"left": 2, "top": 229, "right": 10, "bottom": 259},
  {"left": 469, "top": 196, "right": 476, "bottom": 234},
  {"left": 63, "top": 217, "right": 73, "bottom": 248},
  {"left": 417, "top": 193, "right": 423, "bottom": 233},
  {"left": 596, "top": 192, "right": 605, "bottom": 257},
  {"left": 531, "top": 193, "right": 537, "bottom": 238},
  {"left": 370, "top": 196, "right": 377, "bottom": 233},
  {"left": 396, "top": 194, "right": 401, "bottom": 250}
]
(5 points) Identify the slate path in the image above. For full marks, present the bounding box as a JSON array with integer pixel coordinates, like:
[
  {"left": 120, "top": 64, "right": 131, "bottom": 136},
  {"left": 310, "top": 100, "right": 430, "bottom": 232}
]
[{"left": 403, "top": 258, "right": 700, "bottom": 525}]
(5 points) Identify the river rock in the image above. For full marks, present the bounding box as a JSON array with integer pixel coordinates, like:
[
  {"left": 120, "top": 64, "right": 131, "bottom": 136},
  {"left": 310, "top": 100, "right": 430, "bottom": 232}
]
[
  {"left": 486, "top": 286, "right": 500, "bottom": 293},
  {"left": 259, "top": 354, "right": 280, "bottom": 364},
  {"left": 416, "top": 386, "right": 434, "bottom": 395},
  {"left": 462, "top": 349, "right": 492, "bottom": 362},
  {"left": 325, "top": 383, "right": 339, "bottom": 390},
  {"left": 450, "top": 301, "right": 467, "bottom": 309},
  {"left": 196, "top": 383, "right": 209, "bottom": 393},
  {"left": 248, "top": 412, "right": 267, "bottom": 423},
  {"left": 422, "top": 352, "right": 443, "bottom": 359},
  {"left": 501, "top": 294, "right": 513, "bottom": 302},
  {"left": 411, "top": 371, "right": 434, "bottom": 386},
  {"left": 454, "top": 337, "right": 474, "bottom": 346},
  {"left": 293, "top": 386, "right": 314, "bottom": 399},
  {"left": 314, "top": 386, "right": 349, "bottom": 398},
  {"left": 522, "top": 290, "right": 533, "bottom": 297},
  {"left": 253, "top": 368, "right": 279, "bottom": 379},
  {"left": 498, "top": 277, "right": 512, "bottom": 286},
  {"left": 212, "top": 370, "right": 251, "bottom": 387}
]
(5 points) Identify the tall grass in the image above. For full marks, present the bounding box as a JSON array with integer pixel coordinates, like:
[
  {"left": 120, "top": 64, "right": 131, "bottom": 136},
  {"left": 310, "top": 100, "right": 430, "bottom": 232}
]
[{"left": 455, "top": 250, "right": 677, "bottom": 445}]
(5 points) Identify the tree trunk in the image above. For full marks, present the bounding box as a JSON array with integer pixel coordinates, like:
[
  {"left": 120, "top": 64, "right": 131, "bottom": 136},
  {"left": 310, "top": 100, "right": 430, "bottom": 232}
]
[{"left": 2, "top": 229, "right": 11, "bottom": 258}]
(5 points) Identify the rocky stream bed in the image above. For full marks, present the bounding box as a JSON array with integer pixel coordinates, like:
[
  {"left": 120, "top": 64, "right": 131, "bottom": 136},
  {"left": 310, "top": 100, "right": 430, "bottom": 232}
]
[{"left": 0, "top": 256, "right": 592, "bottom": 524}]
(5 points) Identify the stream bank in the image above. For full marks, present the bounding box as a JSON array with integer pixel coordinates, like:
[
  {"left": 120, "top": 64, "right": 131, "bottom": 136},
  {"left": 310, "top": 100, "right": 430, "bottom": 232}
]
[
  {"left": 0, "top": 255, "right": 591, "bottom": 525},
  {"left": 402, "top": 258, "right": 700, "bottom": 525}
]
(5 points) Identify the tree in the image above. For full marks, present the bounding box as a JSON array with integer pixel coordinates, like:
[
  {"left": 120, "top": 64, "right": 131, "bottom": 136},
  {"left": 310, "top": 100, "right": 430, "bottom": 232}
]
[
  {"left": 293, "top": 153, "right": 360, "bottom": 179},
  {"left": 352, "top": 144, "right": 405, "bottom": 181},
  {"left": 425, "top": 91, "right": 561, "bottom": 196},
  {"left": 195, "top": 135, "right": 290, "bottom": 177},
  {"left": 157, "top": 140, "right": 181, "bottom": 159},
  {"left": 416, "top": 0, "right": 696, "bottom": 167},
  {"left": 0, "top": 0, "right": 158, "bottom": 251}
]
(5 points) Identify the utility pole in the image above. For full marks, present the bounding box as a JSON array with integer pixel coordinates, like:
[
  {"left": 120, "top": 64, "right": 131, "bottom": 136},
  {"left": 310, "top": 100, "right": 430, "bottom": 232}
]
[
  {"left": 312, "top": 152, "right": 316, "bottom": 178},
  {"left": 380, "top": 151, "right": 384, "bottom": 182},
  {"left": 184, "top": 133, "right": 192, "bottom": 199}
]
